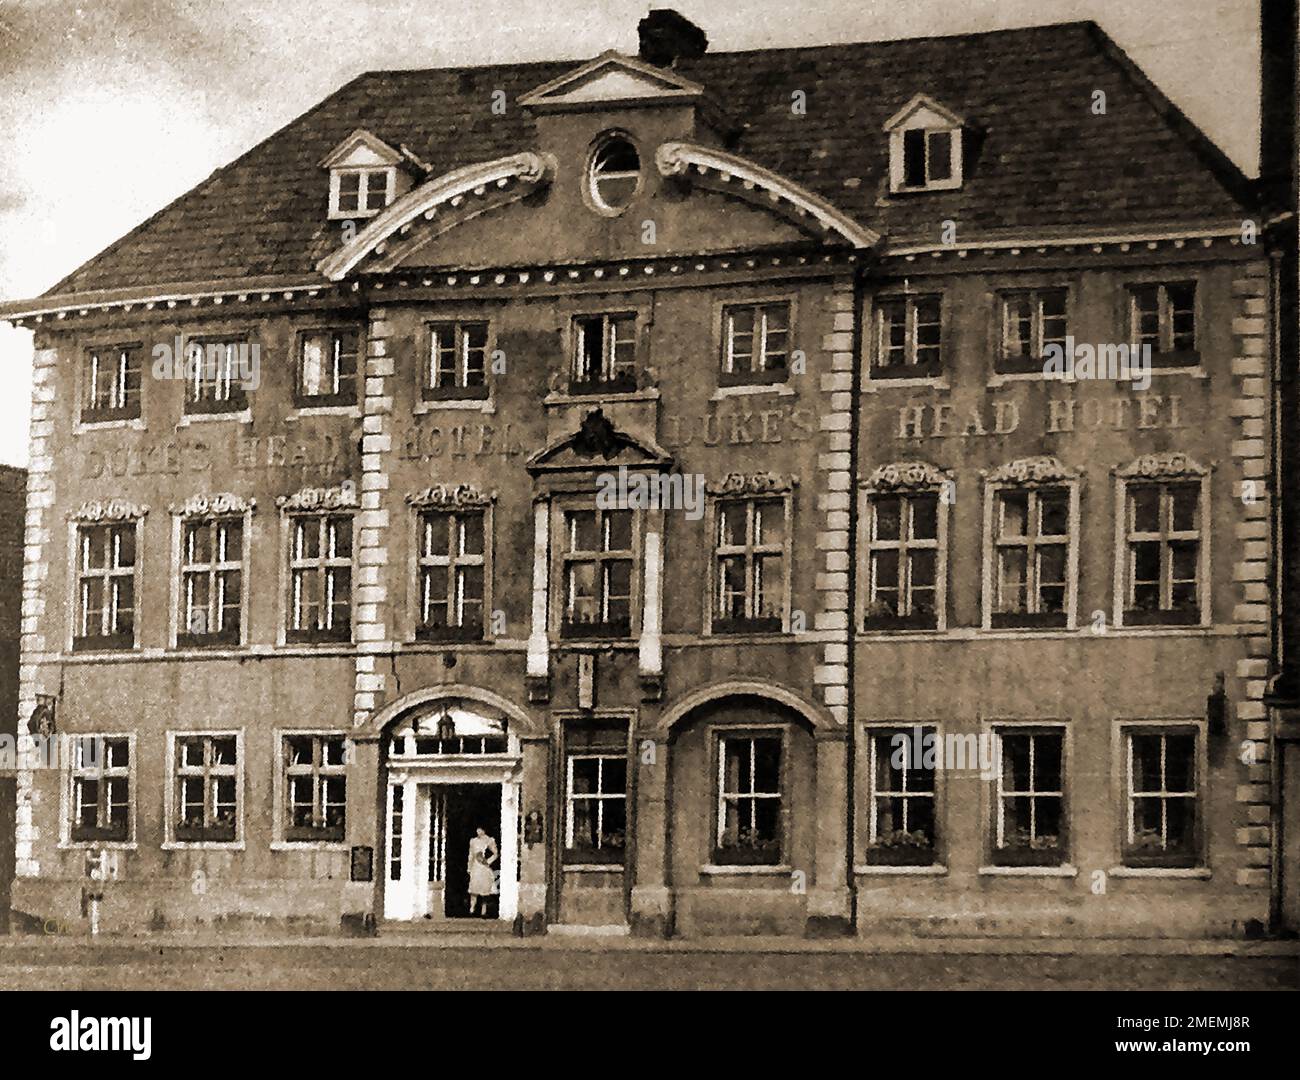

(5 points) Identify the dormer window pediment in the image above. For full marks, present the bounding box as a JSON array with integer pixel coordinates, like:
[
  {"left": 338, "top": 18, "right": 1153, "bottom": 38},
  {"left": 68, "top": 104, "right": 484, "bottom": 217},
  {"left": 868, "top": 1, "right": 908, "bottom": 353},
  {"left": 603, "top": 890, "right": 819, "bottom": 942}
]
[
  {"left": 320, "top": 129, "right": 416, "bottom": 220},
  {"left": 883, "top": 94, "right": 965, "bottom": 194}
]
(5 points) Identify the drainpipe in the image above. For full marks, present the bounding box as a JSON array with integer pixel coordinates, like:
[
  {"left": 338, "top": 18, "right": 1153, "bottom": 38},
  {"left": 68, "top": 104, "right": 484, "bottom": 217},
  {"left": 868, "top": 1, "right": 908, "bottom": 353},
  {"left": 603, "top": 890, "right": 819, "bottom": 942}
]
[{"left": 844, "top": 259, "right": 869, "bottom": 928}]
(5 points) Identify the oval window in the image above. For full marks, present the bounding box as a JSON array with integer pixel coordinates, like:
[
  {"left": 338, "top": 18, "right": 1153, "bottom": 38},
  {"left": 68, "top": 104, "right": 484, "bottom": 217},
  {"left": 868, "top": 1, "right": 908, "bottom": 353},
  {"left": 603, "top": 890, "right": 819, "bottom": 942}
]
[{"left": 588, "top": 135, "right": 641, "bottom": 212}]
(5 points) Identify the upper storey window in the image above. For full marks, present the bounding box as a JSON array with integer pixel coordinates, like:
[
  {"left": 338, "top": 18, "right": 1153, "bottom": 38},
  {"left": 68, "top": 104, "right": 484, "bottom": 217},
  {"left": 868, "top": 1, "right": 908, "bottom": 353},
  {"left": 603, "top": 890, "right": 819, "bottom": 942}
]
[
  {"left": 587, "top": 133, "right": 641, "bottom": 214},
  {"left": 320, "top": 129, "right": 414, "bottom": 221},
  {"left": 883, "top": 94, "right": 965, "bottom": 194}
]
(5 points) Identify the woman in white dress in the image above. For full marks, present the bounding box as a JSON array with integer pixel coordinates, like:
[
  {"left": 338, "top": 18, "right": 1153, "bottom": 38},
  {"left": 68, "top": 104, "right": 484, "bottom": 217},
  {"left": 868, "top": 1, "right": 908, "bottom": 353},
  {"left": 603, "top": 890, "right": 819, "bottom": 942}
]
[{"left": 467, "top": 826, "right": 498, "bottom": 917}]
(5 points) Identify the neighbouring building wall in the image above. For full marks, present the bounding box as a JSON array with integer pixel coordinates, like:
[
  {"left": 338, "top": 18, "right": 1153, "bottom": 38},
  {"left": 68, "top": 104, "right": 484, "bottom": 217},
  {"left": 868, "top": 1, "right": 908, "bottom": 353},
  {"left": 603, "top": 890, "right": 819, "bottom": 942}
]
[{"left": 0, "top": 465, "right": 25, "bottom": 932}]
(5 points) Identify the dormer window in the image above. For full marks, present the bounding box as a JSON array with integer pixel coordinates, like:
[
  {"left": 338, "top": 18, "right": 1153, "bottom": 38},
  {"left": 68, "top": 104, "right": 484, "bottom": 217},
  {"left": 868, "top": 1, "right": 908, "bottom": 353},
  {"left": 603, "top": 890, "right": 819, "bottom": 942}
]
[
  {"left": 320, "top": 128, "right": 415, "bottom": 221},
  {"left": 884, "top": 94, "right": 964, "bottom": 194},
  {"left": 587, "top": 133, "right": 641, "bottom": 213}
]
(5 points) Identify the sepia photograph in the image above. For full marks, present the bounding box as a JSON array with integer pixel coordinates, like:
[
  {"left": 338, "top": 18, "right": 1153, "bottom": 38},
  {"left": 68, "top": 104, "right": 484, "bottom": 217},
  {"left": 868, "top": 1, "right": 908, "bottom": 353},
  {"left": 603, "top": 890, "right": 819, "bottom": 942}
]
[{"left": 0, "top": 0, "right": 1295, "bottom": 1051}]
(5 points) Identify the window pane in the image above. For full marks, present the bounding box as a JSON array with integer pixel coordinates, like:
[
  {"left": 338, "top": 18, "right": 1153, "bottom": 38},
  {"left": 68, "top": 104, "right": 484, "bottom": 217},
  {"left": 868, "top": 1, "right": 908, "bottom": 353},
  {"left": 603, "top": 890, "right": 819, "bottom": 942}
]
[
  {"left": 753, "top": 739, "right": 781, "bottom": 793},
  {"left": 212, "top": 737, "right": 236, "bottom": 767},
  {"left": 902, "top": 128, "right": 926, "bottom": 185},
  {"left": 1164, "top": 734, "right": 1196, "bottom": 792},
  {"left": 1171, "top": 485, "right": 1199, "bottom": 532},
  {"left": 999, "top": 491, "right": 1029, "bottom": 538},
  {"left": 1001, "top": 734, "right": 1032, "bottom": 791},
  {"left": 422, "top": 512, "right": 450, "bottom": 558},
  {"left": 873, "top": 497, "right": 901, "bottom": 542},
  {"left": 1039, "top": 490, "right": 1069, "bottom": 536},
  {"left": 1130, "top": 487, "right": 1160, "bottom": 533},
  {"left": 926, "top": 129, "right": 952, "bottom": 181},
  {"left": 568, "top": 510, "right": 598, "bottom": 553},
  {"left": 605, "top": 509, "right": 632, "bottom": 552},
  {"left": 719, "top": 503, "right": 747, "bottom": 547},
  {"left": 299, "top": 332, "right": 331, "bottom": 396},
  {"left": 910, "top": 495, "right": 938, "bottom": 541},
  {"left": 754, "top": 500, "right": 784, "bottom": 547}
]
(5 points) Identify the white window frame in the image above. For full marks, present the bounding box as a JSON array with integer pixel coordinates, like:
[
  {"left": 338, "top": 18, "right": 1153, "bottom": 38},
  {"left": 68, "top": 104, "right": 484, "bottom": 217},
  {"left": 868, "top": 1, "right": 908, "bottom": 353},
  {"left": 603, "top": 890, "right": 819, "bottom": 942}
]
[
  {"left": 414, "top": 505, "right": 490, "bottom": 640},
  {"left": 989, "top": 724, "right": 1068, "bottom": 861},
  {"left": 585, "top": 132, "right": 642, "bottom": 215},
  {"left": 1127, "top": 280, "right": 1198, "bottom": 358},
  {"left": 706, "top": 493, "right": 793, "bottom": 635},
  {"left": 551, "top": 499, "right": 641, "bottom": 639},
  {"left": 720, "top": 300, "right": 792, "bottom": 384},
  {"left": 70, "top": 518, "right": 140, "bottom": 651},
  {"left": 571, "top": 311, "right": 638, "bottom": 391},
  {"left": 996, "top": 287, "right": 1070, "bottom": 374},
  {"left": 871, "top": 292, "right": 944, "bottom": 380},
  {"left": 328, "top": 166, "right": 395, "bottom": 220},
  {"left": 296, "top": 327, "right": 360, "bottom": 405},
  {"left": 713, "top": 726, "right": 787, "bottom": 866},
  {"left": 163, "top": 730, "right": 245, "bottom": 849},
  {"left": 81, "top": 343, "right": 142, "bottom": 424},
  {"left": 1113, "top": 720, "right": 1205, "bottom": 870},
  {"left": 285, "top": 512, "right": 354, "bottom": 643},
  {"left": 564, "top": 752, "right": 628, "bottom": 861},
  {"left": 272, "top": 730, "right": 349, "bottom": 849},
  {"left": 171, "top": 514, "right": 248, "bottom": 647},
  {"left": 858, "top": 467, "right": 951, "bottom": 633},
  {"left": 1111, "top": 459, "right": 1212, "bottom": 629},
  {"left": 425, "top": 320, "right": 490, "bottom": 399},
  {"left": 864, "top": 724, "right": 940, "bottom": 860},
  {"left": 60, "top": 733, "right": 137, "bottom": 849},
  {"left": 889, "top": 124, "right": 962, "bottom": 193},
  {"left": 980, "top": 462, "right": 1081, "bottom": 630}
]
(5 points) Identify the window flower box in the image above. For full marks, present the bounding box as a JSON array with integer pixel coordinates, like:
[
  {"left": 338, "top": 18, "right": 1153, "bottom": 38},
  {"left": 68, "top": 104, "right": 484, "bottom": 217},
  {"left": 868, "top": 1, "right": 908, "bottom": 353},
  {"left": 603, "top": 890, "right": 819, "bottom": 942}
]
[{"left": 866, "top": 829, "right": 935, "bottom": 866}]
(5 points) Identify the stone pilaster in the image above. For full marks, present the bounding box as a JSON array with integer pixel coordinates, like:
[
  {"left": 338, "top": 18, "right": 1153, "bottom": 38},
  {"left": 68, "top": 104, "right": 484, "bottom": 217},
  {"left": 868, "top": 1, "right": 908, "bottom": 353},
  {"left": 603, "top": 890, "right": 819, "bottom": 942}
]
[
  {"left": 812, "top": 282, "right": 855, "bottom": 727},
  {"left": 1228, "top": 263, "right": 1273, "bottom": 887},
  {"left": 15, "top": 346, "right": 59, "bottom": 878},
  {"left": 352, "top": 314, "right": 395, "bottom": 727}
]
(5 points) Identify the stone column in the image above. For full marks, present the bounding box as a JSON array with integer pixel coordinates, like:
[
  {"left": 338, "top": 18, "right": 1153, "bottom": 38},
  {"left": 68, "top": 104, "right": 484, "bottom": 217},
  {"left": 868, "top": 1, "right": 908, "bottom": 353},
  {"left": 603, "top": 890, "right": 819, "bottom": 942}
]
[
  {"left": 526, "top": 498, "right": 550, "bottom": 701},
  {"left": 630, "top": 732, "right": 672, "bottom": 937},
  {"left": 806, "top": 730, "right": 853, "bottom": 937},
  {"left": 517, "top": 734, "right": 550, "bottom": 934},
  {"left": 342, "top": 735, "right": 381, "bottom": 932}
]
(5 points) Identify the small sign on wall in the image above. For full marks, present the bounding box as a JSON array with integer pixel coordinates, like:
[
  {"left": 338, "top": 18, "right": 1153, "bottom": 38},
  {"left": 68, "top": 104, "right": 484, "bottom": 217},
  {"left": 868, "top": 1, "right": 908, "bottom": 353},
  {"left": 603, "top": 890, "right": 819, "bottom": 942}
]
[{"left": 350, "top": 845, "right": 374, "bottom": 882}]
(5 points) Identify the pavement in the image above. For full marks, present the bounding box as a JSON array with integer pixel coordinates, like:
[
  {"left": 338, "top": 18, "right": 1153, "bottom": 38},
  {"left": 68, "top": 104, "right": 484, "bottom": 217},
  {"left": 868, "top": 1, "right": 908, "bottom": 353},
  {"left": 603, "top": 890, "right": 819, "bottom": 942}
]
[{"left": 0, "top": 936, "right": 1295, "bottom": 989}]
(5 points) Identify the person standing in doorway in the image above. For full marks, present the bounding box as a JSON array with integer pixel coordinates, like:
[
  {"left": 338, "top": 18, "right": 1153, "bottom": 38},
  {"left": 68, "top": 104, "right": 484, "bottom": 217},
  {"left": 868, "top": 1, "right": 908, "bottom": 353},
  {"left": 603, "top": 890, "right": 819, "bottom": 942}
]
[{"left": 468, "top": 826, "right": 498, "bottom": 917}]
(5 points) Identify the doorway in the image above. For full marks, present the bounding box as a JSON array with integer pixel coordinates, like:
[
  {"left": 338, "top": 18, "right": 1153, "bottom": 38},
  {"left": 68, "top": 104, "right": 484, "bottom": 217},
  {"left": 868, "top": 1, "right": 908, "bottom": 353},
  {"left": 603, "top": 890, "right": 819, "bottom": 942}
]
[
  {"left": 384, "top": 775, "right": 518, "bottom": 922},
  {"left": 442, "top": 783, "right": 503, "bottom": 919}
]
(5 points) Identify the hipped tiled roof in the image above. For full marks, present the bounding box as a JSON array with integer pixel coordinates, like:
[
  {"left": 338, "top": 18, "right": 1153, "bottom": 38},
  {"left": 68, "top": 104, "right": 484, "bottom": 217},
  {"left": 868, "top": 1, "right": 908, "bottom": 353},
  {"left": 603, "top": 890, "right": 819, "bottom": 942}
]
[{"left": 42, "top": 21, "right": 1254, "bottom": 299}]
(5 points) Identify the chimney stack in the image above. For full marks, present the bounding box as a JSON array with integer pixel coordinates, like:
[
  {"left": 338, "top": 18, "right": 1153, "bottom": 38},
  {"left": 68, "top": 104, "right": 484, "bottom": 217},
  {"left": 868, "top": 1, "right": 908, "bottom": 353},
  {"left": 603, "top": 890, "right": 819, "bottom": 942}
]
[
  {"left": 1260, "top": 0, "right": 1298, "bottom": 209},
  {"left": 637, "top": 9, "right": 708, "bottom": 68}
]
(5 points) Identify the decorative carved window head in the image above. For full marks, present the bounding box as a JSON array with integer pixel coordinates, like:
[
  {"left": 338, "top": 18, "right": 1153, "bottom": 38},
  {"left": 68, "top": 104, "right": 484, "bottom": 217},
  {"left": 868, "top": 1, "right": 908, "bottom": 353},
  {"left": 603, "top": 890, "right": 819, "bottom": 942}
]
[
  {"left": 275, "top": 484, "right": 359, "bottom": 512},
  {"left": 168, "top": 493, "right": 256, "bottom": 517},
  {"left": 706, "top": 473, "right": 798, "bottom": 497},
  {"left": 864, "top": 461, "right": 951, "bottom": 493},
  {"left": 1115, "top": 452, "right": 1212, "bottom": 480},
  {"left": 405, "top": 484, "right": 496, "bottom": 509},
  {"left": 983, "top": 457, "right": 1081, "bottom": 487},
  {"left": 68, "top": 499, "right": 149, "bottom": 523}
]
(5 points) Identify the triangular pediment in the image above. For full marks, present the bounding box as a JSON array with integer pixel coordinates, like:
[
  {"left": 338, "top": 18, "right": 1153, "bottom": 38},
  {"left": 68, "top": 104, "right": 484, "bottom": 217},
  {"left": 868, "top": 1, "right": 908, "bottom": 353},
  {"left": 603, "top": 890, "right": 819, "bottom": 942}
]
[
  {"left": 527, "top": 409, "right": 674, "bottom": 474},
  {"left": 883, "top": 94, "right": 964, "bottom": 132},
  {"left": 319, "top": 129, "right": 405, "bottom": 170},
  {"left": 519, "top": 51, "right": 704, "bottom": 111}
]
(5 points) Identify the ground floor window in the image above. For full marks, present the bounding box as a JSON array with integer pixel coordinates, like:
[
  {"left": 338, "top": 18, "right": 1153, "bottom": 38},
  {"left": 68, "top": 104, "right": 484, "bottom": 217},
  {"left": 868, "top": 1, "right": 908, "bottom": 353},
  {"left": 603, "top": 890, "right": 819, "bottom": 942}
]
[
  {"left": 283, "top": 734, "right": 347, "bottom": 843},
  {"left": 564, "top": 721, "right": 628, "bottom": 865},
  {"left": 1123, "top": 726, "right": 1200, "bottom": 868},
  {"left": 715, "top": 731, "right": 783, "bottom": 865},
  {"left": 866, "top": 726, "right": 937, "bottom": 866},
  {"left": 992, "top": 727, "right": 1066, "bottom": 866},
  {"left": 70, "top": 735, "right": 132, "bottom": 843},
  {"left": 173, "top": 733, "right": 240, "bottom": 844}
]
